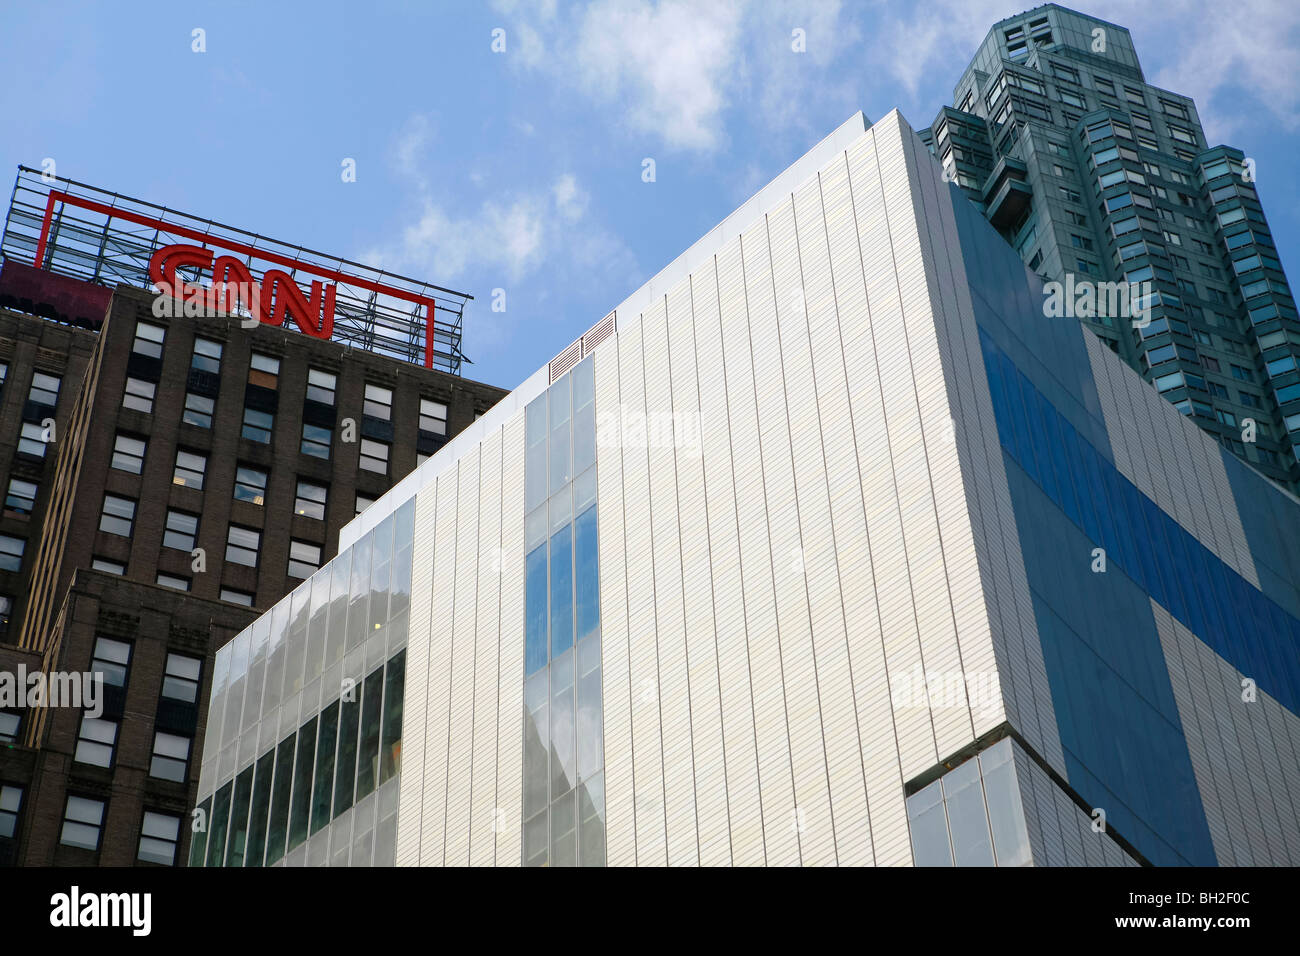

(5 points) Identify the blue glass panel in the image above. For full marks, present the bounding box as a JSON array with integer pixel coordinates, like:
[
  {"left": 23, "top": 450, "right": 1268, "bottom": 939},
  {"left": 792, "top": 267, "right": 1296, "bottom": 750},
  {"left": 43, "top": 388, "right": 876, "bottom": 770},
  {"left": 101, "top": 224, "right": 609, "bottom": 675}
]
[
  {"left": 574, "top": 505, "right": 600, "bottom": 642},
  {"left": 550, "top": 525, "right": 574, "bottom": 657},
  {"left": 525, "top": 545, "right": 548, "bottom": 675}
]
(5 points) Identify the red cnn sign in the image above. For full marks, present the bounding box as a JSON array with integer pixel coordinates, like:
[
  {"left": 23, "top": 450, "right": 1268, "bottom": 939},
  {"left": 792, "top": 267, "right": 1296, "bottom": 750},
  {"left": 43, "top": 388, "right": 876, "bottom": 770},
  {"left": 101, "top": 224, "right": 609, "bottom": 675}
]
[
  {"left": 32, "top": 190, "right": 442, "bottom": 367},
  {"left": 149, "top": 243, "right": 337, "bottom": 338}
]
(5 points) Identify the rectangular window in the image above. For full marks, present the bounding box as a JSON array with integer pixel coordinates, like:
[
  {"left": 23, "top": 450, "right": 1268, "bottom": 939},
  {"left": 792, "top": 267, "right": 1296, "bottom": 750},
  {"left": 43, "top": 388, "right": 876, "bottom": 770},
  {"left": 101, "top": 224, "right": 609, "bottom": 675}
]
[
  {"left": 363, "top": 383, "right": 393, "bottom": 421},
  {"left": 172, "top": 449, "right": 207, "bottom": 489},
  {"left": 0, "top": 712, "right": 18, "bottom": 746},
  {"left": 0, "top": 535, "right": 24, "bottom": 572},
  {"left": 300, "top": 423, "right": 331, "bottom": 459},
  {"left": 99, "top": 495, "right": 136, "bottom": 537},
  {"left": 249, "top": 352, "right": 280, "bottom": 389},
  {"left": 27, "top": 371, "right": 60, "bottom": 407},
  {"left": 91, "top": 557, "right": 125, "bottom": 575},
  {"left": 288, "top": 539, "right": 322, "bottom": 580},
  {"left": 156, "top": 573, "right": 191, "bottom": 592},
  {"left": 242, "top": 407, "right": 274, "bottom": 444},
  {"left": 225, "top": 525, "right": 261, "bottom": 567},
  {"left": 163, "top": 509, "right": 199, "bottom": 551},
  {"left": 191, "top": 337, "right": 223, "bottom": 373},
  {"left": 133, "top": 321, "right": 165, "bottom": 358},
  {"left": 138, "top": 810, "right": 181, "bottom": 865},
  {"left": 18, "top": 422, "right": 47, "bottom": 457},
  {"left": 162, "top": 653, "right": 202, "bottom": 703},
  {"left": 355, "top": 494, "right": 375, "bottom": 515},
  {"left": 0, "top": 784, "right": 20, "bottom": 837},
  {"left": 288, "top": 717, "right": 318, "bottom": 851},
  {"left": 233, "top": 465, "right": 268, "bottom": 506},
  {"left": 359, "top": 439, "right": 389, "bottom": 474},
  {"left": 60, "top": 796, "right": 105, "bottom": 851},
  {"left": 111, "top": 433, "right": 147, "bottom": 474},
  {"left": 75, "top": 715, "right": 119, "bottom": 767},
  {"left": 294, "top": 480, "right": 327, "bottom": 520},
  {"left": 182, "top": 392, "right": 214, "bottom": 428},
  {"left": 419, "top": 398, "right": 448, "bottom": 436},
  {"left": 220, "top": 588, "right": 255, "bottom": 607},
  {"left": 4, "top": 478, "right": 37, "bottom": 516},
  {"left": 306, "top": 368, "right": 336, "bottom": 405},
  {"left": 91, "top": 636, "right": 131, "bottom": 688},
  {"left": 150, "top": 731, "right": 191, "bottom": 782}
]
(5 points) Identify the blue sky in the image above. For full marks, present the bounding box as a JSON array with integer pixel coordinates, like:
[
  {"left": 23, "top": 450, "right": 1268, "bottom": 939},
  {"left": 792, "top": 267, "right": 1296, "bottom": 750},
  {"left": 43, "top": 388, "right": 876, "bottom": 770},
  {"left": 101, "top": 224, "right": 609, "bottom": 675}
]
[{"left": 2, "top": 0, "right": 1298, "bottom": 390}]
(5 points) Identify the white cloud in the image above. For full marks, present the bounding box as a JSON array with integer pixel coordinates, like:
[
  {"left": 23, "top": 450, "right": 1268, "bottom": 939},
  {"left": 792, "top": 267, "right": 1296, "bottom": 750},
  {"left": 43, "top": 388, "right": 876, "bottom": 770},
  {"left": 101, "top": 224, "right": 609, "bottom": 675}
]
[{"left": 552, "top": 173, "right": 588, "bottom": 220}]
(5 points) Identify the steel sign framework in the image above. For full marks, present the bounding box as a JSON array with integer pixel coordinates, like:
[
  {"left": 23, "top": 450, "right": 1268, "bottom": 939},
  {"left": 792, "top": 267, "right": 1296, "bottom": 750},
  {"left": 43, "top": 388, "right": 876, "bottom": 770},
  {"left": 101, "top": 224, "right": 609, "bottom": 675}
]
[{"left": 0, "top": 165, "right": 471, "bottom": 374}]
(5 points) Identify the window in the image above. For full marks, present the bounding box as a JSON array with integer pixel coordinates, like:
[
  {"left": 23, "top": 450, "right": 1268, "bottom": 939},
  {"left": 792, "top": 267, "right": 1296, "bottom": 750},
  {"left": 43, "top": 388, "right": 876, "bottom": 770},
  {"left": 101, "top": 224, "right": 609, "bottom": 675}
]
[
  {"left": 220, "top": 587, "right": 254, "bottom": 607},
  {"left": 419, "top": 398, "right": 448, "bottom": 436},
  {"left": 183, "top": 392, "right": 214, "bottom": 428},
  {"left": 0, "top": 713, "right": 18, "bottom": 746},
  {"left": 99, "top": 495, "right": 136, "bottom": 537},
  {"left": 306, "top": 368, "right": 336, "bottom": 405},
  {"left": 1207, "top": 382, "right": 1229, "bottom": 399},
  {"left": 91, "top": 636, "right": 131, "bottom": 688},
  {"left": 163, "top": 510, "right": 199, "bottom": 551},
  {"left": 191, "top": 337, "right": 222, "bottom": 373},
  {"left": 294, "top": 480, "right": 327, "bottom": 520},
  {"left": 75, "top": 715, "right": 119, "bottom": 767},
  {"left": 0, "top": 363, "right": 6, "bottom": 392},
  {"left": 150, "top": 731, "right": 191, "bottom": 782},
  {"left": 122, "top": 377, "right": 156, "bottom": 413},
  {"left": 0, "top": 596, "right": 9, "bottom": 641},
  {"left": 1202, "top": 356, "right": 1221, "bottom": 372},
  {"left": 1239, "top": 392, "right": 1262, "bottom": 409},
  {"left": 4, "top": 478, "right": 37, "bottom": 516},
  {"left": 363, "top": 383, "right": 393, "bottom": 421},
  {"left": 161, "top": 653, "right": 201, "bottom": 703},
  {"left": 27, "top": 371, "right": 60, "bottom": 407},
  {"left": 138, "top": 810, "right": 181, "bottom": 865},
  {"left": 355, "top": 493, "right": 375, "bottom": 515},
  {"left": 0, "top": 535, "right": 24, "bottom": 572},
  {"left": 359, "top": 439, "right": 389, "bottom": 474},
  {"left": 0, "top": 784, "right": 20, "bottom": 840},
  {"left": 1216, "top": 409, "right": 1237, "bottom": 427},
  {"left": 110, "top": 434, "right": 146, "bottom": 474},
  {"left": 91, "top": 557, "right": 125, "bottom": 575},
  {"left": 1231, "top": 365, "right": 1252, "bottom": 381},
  {"left": 156, "top": 573, "right": 191, "bottom": 592},
  {"left": 249, "top": 352, "right": 280, "bottom": 387},
  {"left": 242, "top": 407, "right": 274, "bottom": 444},
  {"left": 300, "top": 423, "right": 331, "bottom": 459},
  {"left": 17, "top": 422, "right": 46, "bottom": 458},
  {"left": 133, "top": 321, "right": 165, "bottom": 358},
  {"left": 233, "top": 465, "right": 268, "bottom": 506},
  {"left": 226, "top": 525, "right": 261, "bottom": 567},
  {"left": 60, "top": 796, "right": 105, "bottom": 851},
  {"left": 287, "top": 540, "right": 322, "bottom": 580},
  {"left": 172, "top": 449, "right": 206, "bottom": 489}
]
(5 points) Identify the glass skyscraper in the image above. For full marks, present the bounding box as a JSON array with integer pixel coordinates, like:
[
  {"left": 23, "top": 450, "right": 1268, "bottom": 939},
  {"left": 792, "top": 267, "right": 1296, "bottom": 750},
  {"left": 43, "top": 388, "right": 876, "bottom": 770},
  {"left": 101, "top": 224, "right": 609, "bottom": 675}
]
[
  {"left": 194, "top": 101, "right": 1300, "bottom": 867},
  {"left": 920, "top": 4, "right": 1300, "bottom": 492}
]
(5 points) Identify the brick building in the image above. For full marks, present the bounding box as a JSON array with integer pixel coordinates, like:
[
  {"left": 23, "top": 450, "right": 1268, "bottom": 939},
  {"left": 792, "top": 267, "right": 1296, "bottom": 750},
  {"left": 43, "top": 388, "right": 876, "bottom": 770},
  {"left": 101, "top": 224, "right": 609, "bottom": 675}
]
[{"left": 0, "top": 172, "right": 508, "bottom": 866}]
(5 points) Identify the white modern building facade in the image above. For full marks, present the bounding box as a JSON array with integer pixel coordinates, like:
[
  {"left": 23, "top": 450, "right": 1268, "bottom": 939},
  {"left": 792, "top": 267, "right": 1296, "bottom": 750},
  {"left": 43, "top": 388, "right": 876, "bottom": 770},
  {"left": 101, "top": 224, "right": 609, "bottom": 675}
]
[{"left": 194, "top": 110, "right": 1300, "bottom": 867}]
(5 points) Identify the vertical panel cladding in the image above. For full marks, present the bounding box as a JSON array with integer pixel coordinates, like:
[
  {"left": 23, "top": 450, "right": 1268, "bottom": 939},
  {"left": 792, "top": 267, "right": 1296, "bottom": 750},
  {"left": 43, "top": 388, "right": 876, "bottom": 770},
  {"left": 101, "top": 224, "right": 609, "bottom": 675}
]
[
  {"left": 642, "top": 294, "right": 699, "bottom": 866},
  {"left": 695, "top": 253, "right": 764, "bottom": 866},
  {"left": 619, "top": 313, "right": 669, "bottom": 865},
  {"left": 396, "top": 486, "right": 438, "bottom": 865},
  {"left": 872, "top": 119, "right": 975, "bottom": 765},
  {"left": 819, "top": 142, "right": 909, "bottom": 866},
  {"left": 1156, "top": 601, "right": 1300, "bottom": 865},
  {"left": 764, "top": 196, "right": 837, "bottom": 865},
  {"left": 495, "top": 414, "right": 527, "bottom": 867},
  {"left": 469, "top": 430, "right": 504, "bottom": 866},
  {"left": 444, "top": 446, "right": 482, "bottom": 864},
  {"left": 595, "top": 339, "right": 635, "bottom": 866},
  {"left": 669, "top": 272, "right": 731, "bottom": 866},
  {"left": 845, "top": 123, "right": 939, "bottom": 784},
  {"left": 794, "top": 167, "right": 877, "bottom": 867},
  {"left": 733, "top": 224, "right": 800, "bottom": 867},
  {"left": 900, "top": 123, "right": 1008, "bottom": 743},
  {"left": 420, "top": 468, "right": 461, "bottom": 864}
]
